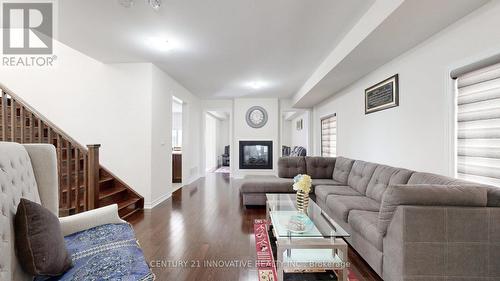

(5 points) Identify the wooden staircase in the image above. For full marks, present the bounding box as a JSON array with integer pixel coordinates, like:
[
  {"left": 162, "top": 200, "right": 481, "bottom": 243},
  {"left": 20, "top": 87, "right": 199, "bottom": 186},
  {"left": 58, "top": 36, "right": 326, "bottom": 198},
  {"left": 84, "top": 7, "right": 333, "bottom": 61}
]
[{"left": 0, "top": 86, "right": 143, "bottom": 219}]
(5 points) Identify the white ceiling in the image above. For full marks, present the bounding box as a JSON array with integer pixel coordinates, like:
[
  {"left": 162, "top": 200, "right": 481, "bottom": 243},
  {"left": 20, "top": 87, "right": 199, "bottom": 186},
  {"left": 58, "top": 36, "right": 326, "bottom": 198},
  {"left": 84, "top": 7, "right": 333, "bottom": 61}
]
[
  {"left": 293, "top": 0, "right": 491, "bottom": 107},
  {"left": 57, "top": 0, "right": 373, "bottom": 99}
]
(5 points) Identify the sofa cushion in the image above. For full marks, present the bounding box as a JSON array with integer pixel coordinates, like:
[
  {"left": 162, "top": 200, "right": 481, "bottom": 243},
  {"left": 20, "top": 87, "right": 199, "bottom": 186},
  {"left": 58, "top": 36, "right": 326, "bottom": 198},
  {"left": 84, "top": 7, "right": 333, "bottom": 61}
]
[
  {"left": 349, "top": 210, "right": 383, "bottom": 251},
  {"left": 315, "top": 185, "right": 362, "bottom": 207},
  {"left": 326, "top": 195, "right": 381, "bottom": 222},
  {"left": 378, "top": 184, "right": 488, "bottom": 235},
  {"left": 366, "top": 165, "right": 413, "bottom": 202},
  {"left": 409, "top": 172, "right": 500, "bottom": 207},
  {"left": 240, "top": 178, "right": 294, "bottom": 193},
  {"left": 407, "top": 172, "right": 457, "bottom": 185},
  {"left": 15, "top": 198, "right": 72, "bottom": 276},
  {"left": 347, "top": 160, "right": 378, "bottom": 195},
  {"left": 311, "top": 179, "right": 344, "bottom": 187},
  {"left": 332, "top": 157, "right": 355, "bottom": 184},
  {"left": 278, "top": 157, "right": 306, "bottom": 178},
  {"left": 305, "top": 157, "right": 336, "bottom": 179}
]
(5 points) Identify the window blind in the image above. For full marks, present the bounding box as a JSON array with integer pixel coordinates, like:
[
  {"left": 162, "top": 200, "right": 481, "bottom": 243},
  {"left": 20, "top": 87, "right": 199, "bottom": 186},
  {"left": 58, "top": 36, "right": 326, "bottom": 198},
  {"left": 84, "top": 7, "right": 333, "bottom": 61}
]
[
  {"left": 456, "top": 62, "right": 500, "bottom": 187},
  {"left": 321, "top": 114, "right": 337, "bottom": 157}
]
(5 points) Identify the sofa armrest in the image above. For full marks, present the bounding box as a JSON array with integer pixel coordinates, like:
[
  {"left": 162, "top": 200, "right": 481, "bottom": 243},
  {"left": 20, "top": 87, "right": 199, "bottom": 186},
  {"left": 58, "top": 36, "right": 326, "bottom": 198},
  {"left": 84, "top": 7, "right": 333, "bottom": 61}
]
[
  {"left": 278, "top": 157, "right": 306, "bottom": 178},
  {"left": 59, "top": 204, "right": 126, "bottom": 236},
  {"left": 382, "top": 205, "right": 500, "bottom": 280},
  {"left": 378, "top": 184, "right": 488, "bottom": 235}
]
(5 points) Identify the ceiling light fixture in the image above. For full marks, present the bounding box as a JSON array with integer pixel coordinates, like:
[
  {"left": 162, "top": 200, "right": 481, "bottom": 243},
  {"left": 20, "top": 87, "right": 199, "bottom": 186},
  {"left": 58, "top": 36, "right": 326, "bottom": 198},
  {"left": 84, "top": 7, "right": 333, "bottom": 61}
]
[
  {"left": 146, "top": 38, "right": 175, "bottom": 52},
  {"left": 245, "top": 81, "right": 268, "bottom": 90}
]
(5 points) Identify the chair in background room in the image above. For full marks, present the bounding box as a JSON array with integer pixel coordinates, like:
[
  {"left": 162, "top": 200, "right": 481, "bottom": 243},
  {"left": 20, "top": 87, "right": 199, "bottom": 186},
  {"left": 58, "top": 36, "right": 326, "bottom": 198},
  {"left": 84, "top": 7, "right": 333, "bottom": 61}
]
[{"left": 221, "top": 145, "right": 230, "bottom": 166}]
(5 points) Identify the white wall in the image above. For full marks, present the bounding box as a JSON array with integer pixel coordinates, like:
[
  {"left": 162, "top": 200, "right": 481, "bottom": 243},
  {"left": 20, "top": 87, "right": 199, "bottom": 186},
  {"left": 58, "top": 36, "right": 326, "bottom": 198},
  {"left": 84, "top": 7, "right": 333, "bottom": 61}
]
[
  {"left": 163, "top": 73, "right": 203, "bottom": 186},
  {"left": 200, "top": 99, "right": 233, "bottom": 173},
  {"left": 218, "top": 118, "right": 230, "bottom": 156},
  {"left": 233, "top": 98, "right": 279, "bottom": 177},
  {"left": 312, "top": 1, "right": 500, "bottom": 176},
  {"left": 0, "top": 40, "right": 155, "bottom": 205},
  {"left": 149, "top": 65, "right": 174, "bottom": 208},
  {"left": 290, "top": 111, "right": 309, "bottom": 151},
  {"left": 205, "top": 114, "right": 218, "bottom": 171},
  {"left": 0, "top": 40, "right": 202, "bottom": 208},
  {"left": 281, "top": 119, "right": 292, "bottom": 147}
]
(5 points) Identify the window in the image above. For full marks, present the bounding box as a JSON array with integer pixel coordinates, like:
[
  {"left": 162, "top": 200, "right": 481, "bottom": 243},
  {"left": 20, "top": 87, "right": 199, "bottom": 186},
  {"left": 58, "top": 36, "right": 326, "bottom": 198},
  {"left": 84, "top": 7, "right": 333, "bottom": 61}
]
[
  {"left": 172, "top": 129, "right": 182, "bottom": 148},
  {"left": 321, "top": 114, "right": 337, "bottom": 157},
  {"left": 455, "top": 61, "right": 500, "bottom": 186}
]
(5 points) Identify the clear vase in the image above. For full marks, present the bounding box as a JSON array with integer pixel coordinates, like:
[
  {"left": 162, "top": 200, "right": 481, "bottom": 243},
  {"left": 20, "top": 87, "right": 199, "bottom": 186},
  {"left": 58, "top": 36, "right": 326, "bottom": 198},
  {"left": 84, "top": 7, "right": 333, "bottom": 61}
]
[{"left": 296, "top": 190, "right": 309, "bottom": 213}]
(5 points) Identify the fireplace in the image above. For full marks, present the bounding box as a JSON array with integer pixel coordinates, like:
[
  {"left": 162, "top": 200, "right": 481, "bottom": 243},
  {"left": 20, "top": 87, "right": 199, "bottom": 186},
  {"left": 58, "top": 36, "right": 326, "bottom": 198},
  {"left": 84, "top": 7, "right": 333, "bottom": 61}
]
[{"left": 239, "top": 141, "right": 273, "bottom": 169}]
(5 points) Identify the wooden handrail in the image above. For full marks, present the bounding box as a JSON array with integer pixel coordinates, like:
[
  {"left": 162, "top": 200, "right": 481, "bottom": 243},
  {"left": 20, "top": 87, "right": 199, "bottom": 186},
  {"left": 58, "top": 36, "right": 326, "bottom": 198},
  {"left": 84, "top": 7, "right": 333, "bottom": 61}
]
[
  {"left": 0, "top": 83, "right": 144, "bottom": 218},
  {"left": 0, "top": 83, "right": 88, "bottom": 151}
]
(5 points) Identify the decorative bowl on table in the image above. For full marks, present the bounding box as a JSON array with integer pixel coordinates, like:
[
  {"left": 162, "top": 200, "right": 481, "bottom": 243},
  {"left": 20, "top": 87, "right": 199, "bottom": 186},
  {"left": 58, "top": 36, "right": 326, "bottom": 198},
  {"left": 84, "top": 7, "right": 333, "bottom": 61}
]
[{"left": 286, "top": 213, "right": 314, "bottom": 233}]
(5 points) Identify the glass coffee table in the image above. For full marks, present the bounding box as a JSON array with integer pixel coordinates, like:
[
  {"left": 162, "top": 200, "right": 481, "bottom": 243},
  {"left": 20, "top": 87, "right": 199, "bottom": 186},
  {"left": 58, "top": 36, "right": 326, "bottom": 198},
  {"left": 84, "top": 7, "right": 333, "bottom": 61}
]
[{"left": 265, "top": 193, "right": 350, "bottom": 281}]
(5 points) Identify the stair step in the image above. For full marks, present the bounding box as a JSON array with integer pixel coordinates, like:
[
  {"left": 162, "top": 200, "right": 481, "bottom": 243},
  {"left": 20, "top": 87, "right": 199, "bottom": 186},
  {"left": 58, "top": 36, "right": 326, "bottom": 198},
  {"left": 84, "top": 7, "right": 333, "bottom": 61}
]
[
  {"left": 2, "top": 95, "right": 144, "bottom": 219},
  {"left": 121, "top": 208, "right": 141, "bottom": 220},
  {"left": 99, "top": 185, "right": 127, "bottom": 200},
  {"left": 99, "top": 177, "right": 114, "bottom": 185},
  {"left": 117, "top": 197, "right": 140, "bottom": 210}
]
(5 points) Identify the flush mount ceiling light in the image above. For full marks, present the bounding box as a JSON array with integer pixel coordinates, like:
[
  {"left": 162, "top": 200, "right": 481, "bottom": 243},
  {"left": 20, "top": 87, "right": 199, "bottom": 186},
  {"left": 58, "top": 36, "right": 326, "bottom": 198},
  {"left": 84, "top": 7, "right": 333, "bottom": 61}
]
[
  {"left": 245, "top": 81, "right": 268, "bottom": 90},
  {"left": 146, "top": 37, "right": 175, "bottom": 52}
]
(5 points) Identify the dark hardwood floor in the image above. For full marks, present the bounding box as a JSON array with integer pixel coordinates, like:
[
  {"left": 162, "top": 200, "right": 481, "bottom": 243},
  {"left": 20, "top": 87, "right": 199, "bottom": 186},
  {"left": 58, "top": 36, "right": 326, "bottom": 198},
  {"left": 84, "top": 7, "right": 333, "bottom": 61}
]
[{"left": 128, "top": 173, "right": 382, "bottom": 281}]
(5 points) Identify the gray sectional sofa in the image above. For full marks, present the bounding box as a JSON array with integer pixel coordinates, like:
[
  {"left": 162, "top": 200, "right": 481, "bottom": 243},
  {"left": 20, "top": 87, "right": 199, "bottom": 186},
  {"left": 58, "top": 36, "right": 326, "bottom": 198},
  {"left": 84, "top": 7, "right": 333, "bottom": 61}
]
[{"left": 240, "top": 156, "right": 500, "bottom": 281}]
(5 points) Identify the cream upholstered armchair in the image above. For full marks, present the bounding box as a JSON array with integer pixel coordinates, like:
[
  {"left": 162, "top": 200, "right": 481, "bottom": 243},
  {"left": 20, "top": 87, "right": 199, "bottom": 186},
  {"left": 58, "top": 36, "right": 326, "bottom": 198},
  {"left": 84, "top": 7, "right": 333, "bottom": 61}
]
[{"left": 0, "top": 142, "right": 152, "bottom": 281}]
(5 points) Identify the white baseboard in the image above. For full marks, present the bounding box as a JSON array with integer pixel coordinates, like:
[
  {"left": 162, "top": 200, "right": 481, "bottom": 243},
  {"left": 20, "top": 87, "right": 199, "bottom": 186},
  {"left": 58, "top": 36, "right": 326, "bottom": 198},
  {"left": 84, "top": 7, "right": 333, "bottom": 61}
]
[
  {"left": 144, "top": 192, "right": 171, "bottom": 210},
  {"left": 143, "top": 175, "right": 203, "bottom": 209},
  {"left": 185, "top": 174, "right": 201, "bottom": 185}
]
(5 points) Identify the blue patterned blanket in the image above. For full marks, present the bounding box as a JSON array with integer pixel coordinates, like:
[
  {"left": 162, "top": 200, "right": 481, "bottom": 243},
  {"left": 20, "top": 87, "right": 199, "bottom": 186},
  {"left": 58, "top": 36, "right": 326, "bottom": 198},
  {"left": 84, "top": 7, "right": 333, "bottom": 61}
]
[{"left": 36, "top": 223, "right": 154, "bottom": 281}]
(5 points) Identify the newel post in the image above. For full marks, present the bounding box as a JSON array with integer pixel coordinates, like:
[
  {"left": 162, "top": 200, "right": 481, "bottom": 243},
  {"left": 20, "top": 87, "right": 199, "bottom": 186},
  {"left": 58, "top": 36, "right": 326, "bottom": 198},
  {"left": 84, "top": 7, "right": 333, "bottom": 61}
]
[{"left": 87, "top": 144, "right": 101, "bottom": 210}]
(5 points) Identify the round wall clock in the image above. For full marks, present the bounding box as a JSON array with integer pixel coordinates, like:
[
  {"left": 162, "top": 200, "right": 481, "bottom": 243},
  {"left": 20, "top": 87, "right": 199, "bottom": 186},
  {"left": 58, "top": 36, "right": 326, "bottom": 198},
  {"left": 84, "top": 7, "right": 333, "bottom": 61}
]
[{"left": 246, "top": 106, "right": 268, "bottom": 128}]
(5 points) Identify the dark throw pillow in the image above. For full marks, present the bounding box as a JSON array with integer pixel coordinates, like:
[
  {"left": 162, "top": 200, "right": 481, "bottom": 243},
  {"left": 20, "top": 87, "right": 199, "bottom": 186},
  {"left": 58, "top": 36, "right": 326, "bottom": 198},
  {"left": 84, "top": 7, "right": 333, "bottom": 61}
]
[{"left": 14, "top": 198, "right": 73, "bottom": 276}]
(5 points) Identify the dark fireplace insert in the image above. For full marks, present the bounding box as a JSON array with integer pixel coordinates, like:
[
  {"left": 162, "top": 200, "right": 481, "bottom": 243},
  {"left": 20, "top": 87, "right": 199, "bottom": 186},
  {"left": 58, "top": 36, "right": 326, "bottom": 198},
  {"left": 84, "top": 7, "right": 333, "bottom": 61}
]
[{"left": 239, "top": 141, "right": 273, "bottom": 170}]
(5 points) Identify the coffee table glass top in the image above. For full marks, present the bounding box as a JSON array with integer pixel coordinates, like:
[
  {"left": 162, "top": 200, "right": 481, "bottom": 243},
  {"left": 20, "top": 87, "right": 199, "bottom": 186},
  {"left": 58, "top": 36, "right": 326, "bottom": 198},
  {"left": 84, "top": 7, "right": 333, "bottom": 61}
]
[{"left": 266, "top": 193, "right": 349, "bottom": 238}]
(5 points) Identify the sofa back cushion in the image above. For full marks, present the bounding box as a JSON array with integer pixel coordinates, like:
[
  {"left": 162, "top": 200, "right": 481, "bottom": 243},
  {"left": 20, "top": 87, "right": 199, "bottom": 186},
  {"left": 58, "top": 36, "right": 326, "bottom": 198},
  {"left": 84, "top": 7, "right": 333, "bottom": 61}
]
[
  {"left": 305, "top": 157, "right": 336, "bottom": 179},
  {"left": 366, "top": 165, "right": 413, "bottom": 202},
  {"left": 378, "top": 184, "right": 488, "bottom": 235},
  {"left": 348, "top": 160, "right": 378, "bottom": 194},
  {"left": 408, "top": 172, "right": 456, "bottom": 185},
  {"left": 409, "top": 172, "right": 500, "bottom": 207},
  {"left": 278, "top": 157, "right": 306, "bottom": 178},
  {"left": 332, "top": 157, "right": 354, "bottom": 184}
]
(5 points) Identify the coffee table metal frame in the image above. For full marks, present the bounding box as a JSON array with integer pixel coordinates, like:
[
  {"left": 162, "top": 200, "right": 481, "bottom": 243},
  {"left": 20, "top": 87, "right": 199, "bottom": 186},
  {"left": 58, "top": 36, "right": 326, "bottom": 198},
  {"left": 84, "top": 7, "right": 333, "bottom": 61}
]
[{"left": 265, "top": 194, "right": 350, "bottom": 281}]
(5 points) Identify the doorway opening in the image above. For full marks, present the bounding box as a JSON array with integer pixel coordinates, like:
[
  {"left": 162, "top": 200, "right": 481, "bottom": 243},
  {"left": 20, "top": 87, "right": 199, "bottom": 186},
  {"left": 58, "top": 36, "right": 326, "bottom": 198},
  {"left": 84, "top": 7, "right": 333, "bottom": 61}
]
[
  {"left": 205, "top": 111, "right": 231, "bottom": 174},
  {"left": 172, "top": 96, "right": 183, "bottom": 191}
]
